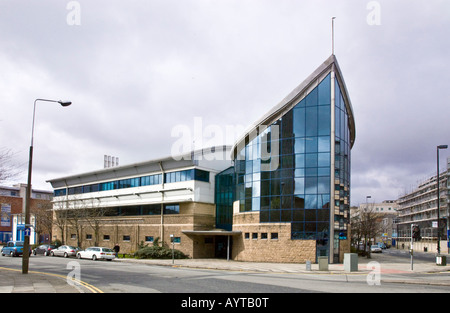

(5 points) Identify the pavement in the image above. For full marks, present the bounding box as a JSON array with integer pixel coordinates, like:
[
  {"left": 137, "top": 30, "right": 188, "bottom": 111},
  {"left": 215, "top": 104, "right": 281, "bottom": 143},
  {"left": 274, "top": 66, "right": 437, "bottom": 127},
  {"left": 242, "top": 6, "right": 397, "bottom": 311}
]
[
  {"left": 1, "top": 251, "right": 449, "bottom": 293},
  {"left": 0, "top": 267, "right": 85, "bottom": 293}
]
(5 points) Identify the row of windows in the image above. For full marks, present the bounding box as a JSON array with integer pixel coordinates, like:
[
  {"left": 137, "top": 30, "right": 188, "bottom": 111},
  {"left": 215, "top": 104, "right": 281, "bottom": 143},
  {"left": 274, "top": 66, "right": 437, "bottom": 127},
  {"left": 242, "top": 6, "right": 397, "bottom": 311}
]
[
  {"left": 238, "top": 194, "right": 331, "bottom": 212},
  {"left": 73, "top": 234, "right": 181, "bottom": 244},
  {"left": 237, "top": 144, "right": 332, "bottom": 175},
  {"left": 238, "top": 167, "right": 331, "bottom": 185},
  {"left": 260, "top": 208, "right": 330, "bottom": 223},
  {"left": 164, "top": 169, "right": 209, "bottom": 184},
  {"left": 240, "top": 135, "right": 332, "bottom": 165},
  {"left": 244, "top": 232, "right": 279, "bottom": 240},
  {"left": 57, "top": 204, "right": 180, "bottom": 218},
  {"left": 237, "top": 177, "right": 331, "bottom": 199},
  {"left": 54, "top": 169, "right": 210, "bottom": 196},
  {"left": 106, "top": 204, "right": 180, "bottom": 216}
]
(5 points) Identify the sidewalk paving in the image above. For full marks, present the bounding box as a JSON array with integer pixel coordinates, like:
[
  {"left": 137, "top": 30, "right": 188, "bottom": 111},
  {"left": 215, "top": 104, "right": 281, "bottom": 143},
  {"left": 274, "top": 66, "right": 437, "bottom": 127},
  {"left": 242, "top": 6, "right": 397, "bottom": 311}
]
[
  {"left": 0, "top": 268, "right": 83, "bottom": 293},
  {"left": 1, "top": 252, "right": 449, "bottom": 293},
  {"left": 114, "top": 253, "right": 448, "bottom": 275}
]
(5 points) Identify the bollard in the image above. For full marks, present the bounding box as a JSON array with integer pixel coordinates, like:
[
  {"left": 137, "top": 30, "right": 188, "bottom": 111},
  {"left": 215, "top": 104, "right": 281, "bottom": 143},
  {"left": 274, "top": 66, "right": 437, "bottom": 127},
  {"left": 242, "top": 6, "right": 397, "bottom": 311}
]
[
  {"left": 305, "top": 260, "right": 312, "bottom": 271},
  {"left": 436, "top": 255, "right": 447, "bottom": 266}
]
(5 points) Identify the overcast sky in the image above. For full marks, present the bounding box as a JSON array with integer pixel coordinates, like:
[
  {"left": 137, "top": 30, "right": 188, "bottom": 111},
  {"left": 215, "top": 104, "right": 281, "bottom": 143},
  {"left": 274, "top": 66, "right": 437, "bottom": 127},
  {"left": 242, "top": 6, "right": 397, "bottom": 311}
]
[{"left": 1, "top": 0, "right": 449, "bottom": 206}]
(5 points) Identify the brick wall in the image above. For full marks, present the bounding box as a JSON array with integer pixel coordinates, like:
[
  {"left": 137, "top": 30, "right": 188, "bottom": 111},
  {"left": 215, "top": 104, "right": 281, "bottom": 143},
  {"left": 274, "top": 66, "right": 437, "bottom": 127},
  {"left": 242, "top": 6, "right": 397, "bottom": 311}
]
[
  {"left": 232, "top": 211, "right": 316, "bottom": 263},
  {"left": 0, "top": 196, "right": 22, "bottom": 233},
  {"left": 52, "top": 201, "right": 217, "bottom": 258}
]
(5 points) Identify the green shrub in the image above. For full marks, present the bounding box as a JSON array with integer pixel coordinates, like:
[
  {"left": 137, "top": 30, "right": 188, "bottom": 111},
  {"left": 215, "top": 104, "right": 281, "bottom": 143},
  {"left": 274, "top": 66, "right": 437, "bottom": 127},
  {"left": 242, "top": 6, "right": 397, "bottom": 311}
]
[{"left": 134, "top": 246, "right": 189, "bottom": 259}]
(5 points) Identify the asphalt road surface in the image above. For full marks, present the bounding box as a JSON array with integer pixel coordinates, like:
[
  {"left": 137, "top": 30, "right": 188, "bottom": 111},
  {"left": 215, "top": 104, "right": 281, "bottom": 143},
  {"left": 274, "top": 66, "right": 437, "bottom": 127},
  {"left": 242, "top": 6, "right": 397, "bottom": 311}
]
[{"left": 1, "top": 253, "right": 449, "bottom": 294}]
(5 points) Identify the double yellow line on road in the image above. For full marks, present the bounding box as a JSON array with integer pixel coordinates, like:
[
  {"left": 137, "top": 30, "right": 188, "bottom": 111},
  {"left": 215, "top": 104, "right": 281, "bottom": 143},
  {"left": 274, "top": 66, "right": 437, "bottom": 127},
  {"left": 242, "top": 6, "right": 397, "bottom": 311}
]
[{"left": 0, "top": 266, "right": 103, "bottom": 293}]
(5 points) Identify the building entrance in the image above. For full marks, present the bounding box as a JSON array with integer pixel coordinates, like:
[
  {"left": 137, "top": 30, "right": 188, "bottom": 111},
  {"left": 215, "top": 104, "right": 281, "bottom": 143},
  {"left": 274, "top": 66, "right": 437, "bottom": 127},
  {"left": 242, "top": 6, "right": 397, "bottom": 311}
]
[{"left": 215, "top": 236, "right": 232, "bottom": 259}]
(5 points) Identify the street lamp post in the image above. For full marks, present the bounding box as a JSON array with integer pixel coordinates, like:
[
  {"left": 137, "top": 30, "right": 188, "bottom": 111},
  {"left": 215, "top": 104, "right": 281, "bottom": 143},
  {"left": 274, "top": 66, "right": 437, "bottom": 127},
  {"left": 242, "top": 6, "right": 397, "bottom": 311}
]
[
  {"left": 365, "top": 195, "right": 371, "bottom": 255},
  {"left": 22, "top": 99, "right": 71, "bottom": 274},
  {"left": 436, "top": 145, "right": 448, "bottom": 258},
  {"left": 410, "top": 223, "right": 416, "bottom": 271}
]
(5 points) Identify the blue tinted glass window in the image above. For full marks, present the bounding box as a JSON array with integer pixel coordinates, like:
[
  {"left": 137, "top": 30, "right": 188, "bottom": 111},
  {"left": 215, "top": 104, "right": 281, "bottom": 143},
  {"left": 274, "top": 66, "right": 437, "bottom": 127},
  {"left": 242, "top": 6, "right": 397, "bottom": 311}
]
[
  {"left": 305, "top": 137, "right": 318, "bottom": 153},
  {"left": 318, "top": 153, "right": 330, "bottom": 167},
  {"left": 294, "top": 168, "right": 305, "bottom": 177},
  {"left": 294, "top": 177, "right": 304, "bottom": 194},
  {"left": 261, "top": 180, "right": 270, "bottom": 197},
  {"left": 318, "top": 167, "right": 330, "bottom": 176},
  {"left": 335, "top": 107, "right": 340, "bottom": 136},
  {"left": 318, "top": 105, "right": 331, "bottom": 136},
  {"left": 305, "top": 194, "right": 318, "bottom": 209},
  {"left": 318, "top": 176, "right": 330, "bottom": 193},
  {"left": 318, "top": 136, "right": 330, "bottom": 152},
  {"left": 318, "top": 74, "right": 331, "bottom": 105},
  {"left": 305, "top": 88, "right": 318, "bottom": 107},
  {"left": 54, "top": 189, "right": 67, "bottom": 196},
  {"left": 252, "top": 197, "right": 260, "bottom": 211},
  {"left": 305, "top": 154, "right": 317, "bottom": 167},
  {"left": 295, "top": 138, "right": 305, "bottom": 154},
  {"left": 305, "top": 177, "right": 317, "bottom": 194},
  {"left": 164, "top": 204, "right": 180, "bottom": 214},
  {"left": 282, "top": 110, "right": 293, "bottom": 139},
  {"left": 293, "top": 107, "right": 305, "bottom": 137},
  {"left": 305, "top": 167, "right": 318, "bottom": 177},
  {"left": 305, "top": 106, "right": 318, "bottom": 136},
  {"left": 295, "top": 154, "right": 305, "bottom": 168}
]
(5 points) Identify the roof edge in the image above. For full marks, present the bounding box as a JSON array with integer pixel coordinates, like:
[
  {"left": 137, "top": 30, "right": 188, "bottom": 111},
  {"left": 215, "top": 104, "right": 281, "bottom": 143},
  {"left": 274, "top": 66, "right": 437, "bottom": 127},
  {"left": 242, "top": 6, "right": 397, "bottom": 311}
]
[{"left": 231, "top": 54, "right": 355, "bottom": 157}]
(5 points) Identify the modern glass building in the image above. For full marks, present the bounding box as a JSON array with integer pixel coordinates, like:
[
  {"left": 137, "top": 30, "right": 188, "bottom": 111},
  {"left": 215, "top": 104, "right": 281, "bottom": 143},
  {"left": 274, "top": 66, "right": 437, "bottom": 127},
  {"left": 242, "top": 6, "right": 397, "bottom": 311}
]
[
  {"left": 47, "top": 55, "right": 354, "bottom": 264},
  {"left": 229, "top": 55, "right": 355, "bottom": 263}
]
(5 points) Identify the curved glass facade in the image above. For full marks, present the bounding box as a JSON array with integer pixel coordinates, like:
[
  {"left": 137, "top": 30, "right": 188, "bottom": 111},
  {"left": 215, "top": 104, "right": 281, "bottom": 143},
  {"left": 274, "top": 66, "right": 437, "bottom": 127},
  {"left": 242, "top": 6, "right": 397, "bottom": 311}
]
[
  {"left": 232, "top": 68, "right": 352, "bottom": 261},
  {"left": 333, "top": 75, "right": 351, "bottom": 261}
]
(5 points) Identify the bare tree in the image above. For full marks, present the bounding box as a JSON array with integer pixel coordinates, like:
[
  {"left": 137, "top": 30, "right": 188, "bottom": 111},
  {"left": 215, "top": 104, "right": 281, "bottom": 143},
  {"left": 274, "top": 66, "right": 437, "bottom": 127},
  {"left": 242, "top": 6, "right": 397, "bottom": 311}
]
[
  {"left": 82, "top": 199, "right": 113, "bottom": 246},
  {"left": 64, "top": 198, "right": 88, "bottom": 248},
  {"left": 53, "top": 202, "right": 69, "bottom": 245},
  {"left": 0, "top": 148, "right": 22, "bottom": 183},
  {"left": 351, "top": 205, "right": 383, "bottom": 257},
  {"left": 52, "top": 197, "right": 113, "bottom": 248}
]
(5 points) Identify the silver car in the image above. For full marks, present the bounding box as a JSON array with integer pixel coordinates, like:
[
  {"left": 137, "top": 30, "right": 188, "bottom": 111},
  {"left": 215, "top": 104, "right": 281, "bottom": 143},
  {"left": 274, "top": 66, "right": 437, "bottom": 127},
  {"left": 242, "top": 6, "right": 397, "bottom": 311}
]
[{"left": 51, "top": 245, "right": 79, "bottom": 258}]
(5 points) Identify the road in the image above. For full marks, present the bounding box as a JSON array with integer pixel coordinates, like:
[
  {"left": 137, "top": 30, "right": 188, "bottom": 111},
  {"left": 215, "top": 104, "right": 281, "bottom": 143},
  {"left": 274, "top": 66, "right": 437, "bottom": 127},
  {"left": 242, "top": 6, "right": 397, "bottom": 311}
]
[{"left": 0, "top": 253, "right": 449, "bottom": 295}]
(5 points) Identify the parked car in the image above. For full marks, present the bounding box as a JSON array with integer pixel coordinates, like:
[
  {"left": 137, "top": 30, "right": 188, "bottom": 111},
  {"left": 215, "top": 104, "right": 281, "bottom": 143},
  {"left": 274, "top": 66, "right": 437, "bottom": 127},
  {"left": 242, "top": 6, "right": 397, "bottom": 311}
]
[
  {"left": 1, "top": 241, "right": 31, "bottom": 257},
  {"left": 50, "top": 245, "right": 79, "bottom": 258},
  {"left": 33, "top": 244, "right": 57, "bottom": 256},
  {"left": 77, "top": 247, "right": 115, "bottom": 261},
  {"left": 370, "top": 245, "right": 382, "bottom": 253}
]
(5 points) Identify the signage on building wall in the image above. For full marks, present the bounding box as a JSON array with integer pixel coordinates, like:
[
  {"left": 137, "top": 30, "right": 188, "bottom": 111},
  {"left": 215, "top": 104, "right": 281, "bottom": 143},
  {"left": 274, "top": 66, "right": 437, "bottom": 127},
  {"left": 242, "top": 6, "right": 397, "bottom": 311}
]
[{"left": 1, "top": 203, "right": 11, "bottom": 227}]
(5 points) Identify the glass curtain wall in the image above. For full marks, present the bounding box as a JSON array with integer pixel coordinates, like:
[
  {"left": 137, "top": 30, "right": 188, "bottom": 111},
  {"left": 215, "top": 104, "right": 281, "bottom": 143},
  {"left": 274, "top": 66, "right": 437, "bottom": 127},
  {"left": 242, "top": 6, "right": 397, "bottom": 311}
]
[
  {"left": 234, "top": 73, "right": 335, "bottom": 260},
  {"left": 333, "top": 77, "right": 351, "bottom": 262},
  {"left": 215, "top": 167, "right": 235, "bottom": 231}
]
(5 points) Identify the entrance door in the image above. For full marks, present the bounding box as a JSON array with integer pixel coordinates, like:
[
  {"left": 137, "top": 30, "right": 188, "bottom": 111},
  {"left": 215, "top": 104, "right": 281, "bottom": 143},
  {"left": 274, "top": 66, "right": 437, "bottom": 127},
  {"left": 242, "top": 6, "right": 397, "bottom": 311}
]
[{"left": 215, "top": 236, "right": 232, "bottom": 259}]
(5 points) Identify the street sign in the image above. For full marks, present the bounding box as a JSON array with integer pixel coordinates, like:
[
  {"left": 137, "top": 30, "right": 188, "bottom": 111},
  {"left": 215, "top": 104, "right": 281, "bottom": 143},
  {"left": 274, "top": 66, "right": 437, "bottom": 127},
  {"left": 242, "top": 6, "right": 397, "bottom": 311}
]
[{"left": 24, "top": 228, "right": 31, "bottom": 237}]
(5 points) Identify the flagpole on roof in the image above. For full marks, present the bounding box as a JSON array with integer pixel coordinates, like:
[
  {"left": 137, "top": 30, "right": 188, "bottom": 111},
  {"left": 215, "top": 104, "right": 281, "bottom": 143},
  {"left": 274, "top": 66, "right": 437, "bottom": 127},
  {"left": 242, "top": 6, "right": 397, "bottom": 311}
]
[{"left": 332, "top": 17, "right": 336, "bottom": 55}]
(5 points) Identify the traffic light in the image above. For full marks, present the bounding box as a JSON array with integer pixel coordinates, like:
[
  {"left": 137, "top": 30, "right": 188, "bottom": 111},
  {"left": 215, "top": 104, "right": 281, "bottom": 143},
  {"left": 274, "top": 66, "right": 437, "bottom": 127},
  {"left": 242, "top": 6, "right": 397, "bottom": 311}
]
[{"left": 412, "top": 226, "right": 421, "bottom": 242}]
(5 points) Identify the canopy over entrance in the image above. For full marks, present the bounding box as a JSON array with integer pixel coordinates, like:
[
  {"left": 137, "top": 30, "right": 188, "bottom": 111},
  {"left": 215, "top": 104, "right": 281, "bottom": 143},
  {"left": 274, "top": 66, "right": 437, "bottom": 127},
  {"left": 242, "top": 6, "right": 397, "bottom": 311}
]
[{"left": 182, "top": 229, "right": 241, "bottom": 260}]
